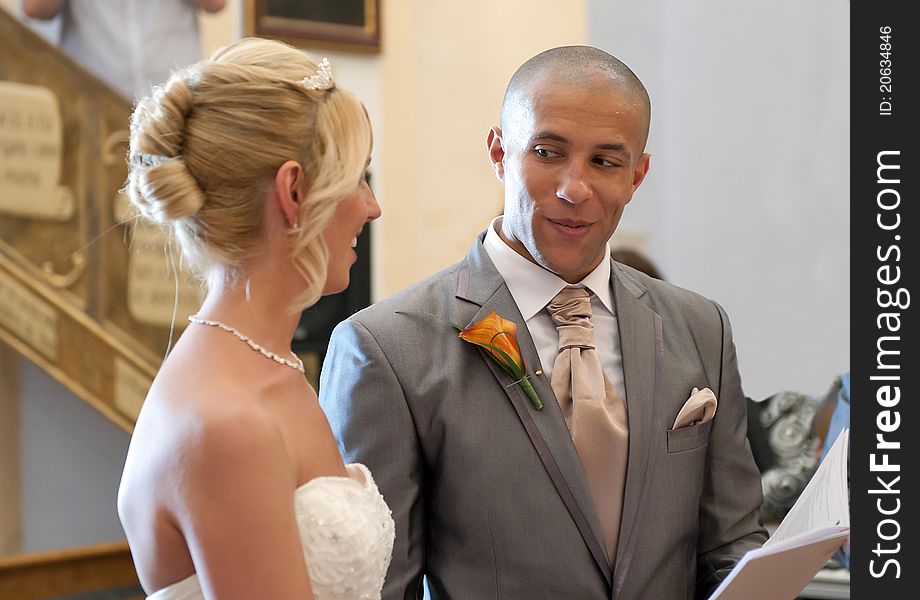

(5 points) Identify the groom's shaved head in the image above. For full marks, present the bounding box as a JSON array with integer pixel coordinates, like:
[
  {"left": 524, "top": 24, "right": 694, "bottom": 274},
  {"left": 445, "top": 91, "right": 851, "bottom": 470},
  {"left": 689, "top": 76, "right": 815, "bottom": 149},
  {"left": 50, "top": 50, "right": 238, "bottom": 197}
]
[{"left": 499, "top": 46, "right": 651, "bottom": 150}]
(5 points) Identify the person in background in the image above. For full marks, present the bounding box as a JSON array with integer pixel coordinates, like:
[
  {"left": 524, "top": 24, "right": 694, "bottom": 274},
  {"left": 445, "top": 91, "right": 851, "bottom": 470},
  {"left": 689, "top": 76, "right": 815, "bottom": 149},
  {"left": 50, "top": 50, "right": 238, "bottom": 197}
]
[
  {"left": 116, "top": 38, "right": 391, "bottom": 599},
  {"left": 610, "top": 247, "right": 663, "bottom": 280},
  {"left": 815, "top": 370, "right": 850, "bottom": 569},
  {"left": 22, "top": 0, "right": 225, "bottom": 99},
  {"left": 819, "top": 371, "right": 850, "bottom": 461}
]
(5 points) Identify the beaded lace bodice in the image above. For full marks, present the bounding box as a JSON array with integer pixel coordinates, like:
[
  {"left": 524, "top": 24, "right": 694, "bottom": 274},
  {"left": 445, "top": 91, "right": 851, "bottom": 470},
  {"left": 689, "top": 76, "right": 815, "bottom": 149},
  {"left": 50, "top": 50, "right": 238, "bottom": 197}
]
[{"left": 146, "top": 463, "right": 394, "bottom": 600}]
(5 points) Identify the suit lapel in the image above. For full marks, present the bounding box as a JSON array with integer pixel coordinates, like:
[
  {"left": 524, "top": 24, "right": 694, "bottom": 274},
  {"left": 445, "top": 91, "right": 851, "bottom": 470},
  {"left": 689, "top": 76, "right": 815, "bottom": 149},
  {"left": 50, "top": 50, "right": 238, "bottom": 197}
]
[
  {"left": 456, "top": 237, "right": 612, "bottom": 587},
  {"left": 610, "top": 263, "right": 664, "bottom": 595}
]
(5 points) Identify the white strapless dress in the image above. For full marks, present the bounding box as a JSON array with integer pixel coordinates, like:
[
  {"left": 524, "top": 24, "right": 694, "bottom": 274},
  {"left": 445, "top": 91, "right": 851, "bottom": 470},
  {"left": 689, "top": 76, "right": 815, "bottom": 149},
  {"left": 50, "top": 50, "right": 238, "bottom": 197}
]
[{"left": 146, "top": 463, "right": 395, "bottom": 600}]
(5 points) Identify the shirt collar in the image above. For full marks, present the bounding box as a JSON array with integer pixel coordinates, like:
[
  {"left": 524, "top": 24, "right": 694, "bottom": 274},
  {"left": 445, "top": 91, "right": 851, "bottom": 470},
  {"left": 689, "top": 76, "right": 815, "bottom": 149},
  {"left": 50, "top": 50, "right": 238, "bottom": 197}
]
[{"left": 483, "top": 217, "right": 615, "bottom": 320}]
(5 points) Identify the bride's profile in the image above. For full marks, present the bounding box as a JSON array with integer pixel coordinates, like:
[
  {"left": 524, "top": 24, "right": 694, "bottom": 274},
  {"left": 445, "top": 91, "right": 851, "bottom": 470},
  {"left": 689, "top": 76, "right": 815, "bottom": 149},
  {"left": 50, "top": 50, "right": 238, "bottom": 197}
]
[{"left": 116, "top": 37, "right": 392, "bottom": 599}]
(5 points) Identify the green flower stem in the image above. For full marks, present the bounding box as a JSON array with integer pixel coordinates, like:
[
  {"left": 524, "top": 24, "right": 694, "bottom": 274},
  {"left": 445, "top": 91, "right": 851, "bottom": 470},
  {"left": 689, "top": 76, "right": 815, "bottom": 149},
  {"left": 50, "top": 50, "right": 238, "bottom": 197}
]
[
  {"left": 397, "top": 310, "right": 544, "bottom": 411},
  {"left": 520, "top": 377, "right": 542, "bottom": 410}
]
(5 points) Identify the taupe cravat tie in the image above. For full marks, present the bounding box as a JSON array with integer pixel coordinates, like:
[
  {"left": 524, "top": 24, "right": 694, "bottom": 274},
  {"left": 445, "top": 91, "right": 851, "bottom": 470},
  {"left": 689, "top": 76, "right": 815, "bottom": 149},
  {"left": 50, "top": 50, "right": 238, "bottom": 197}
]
[{"left": 547, "top": 286, "right": 628, "bottom": 570}]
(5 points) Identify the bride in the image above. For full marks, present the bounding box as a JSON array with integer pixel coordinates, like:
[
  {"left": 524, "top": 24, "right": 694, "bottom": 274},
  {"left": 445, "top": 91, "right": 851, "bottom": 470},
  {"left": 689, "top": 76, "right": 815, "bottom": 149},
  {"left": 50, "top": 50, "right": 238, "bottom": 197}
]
[{"left": 116, "top": 38, "right": 391, "bottom": 599}]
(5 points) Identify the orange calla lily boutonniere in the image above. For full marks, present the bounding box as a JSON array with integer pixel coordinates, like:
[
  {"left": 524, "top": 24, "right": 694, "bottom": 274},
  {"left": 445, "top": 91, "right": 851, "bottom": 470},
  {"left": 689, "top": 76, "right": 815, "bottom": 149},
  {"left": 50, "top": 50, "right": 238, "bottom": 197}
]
[{"left": 457, "top": 312, "right": 543, "bottom": 410}]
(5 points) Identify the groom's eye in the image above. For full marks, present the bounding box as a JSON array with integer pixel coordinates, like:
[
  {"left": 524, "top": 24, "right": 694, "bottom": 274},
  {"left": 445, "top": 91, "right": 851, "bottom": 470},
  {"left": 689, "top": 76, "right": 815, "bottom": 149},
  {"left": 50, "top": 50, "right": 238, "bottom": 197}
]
[
  {"left": 534, "top": 147, "right": 560, "bottom": 159},
  {"left": 593, "top": 156, "right": 622, "bottom": 168}
]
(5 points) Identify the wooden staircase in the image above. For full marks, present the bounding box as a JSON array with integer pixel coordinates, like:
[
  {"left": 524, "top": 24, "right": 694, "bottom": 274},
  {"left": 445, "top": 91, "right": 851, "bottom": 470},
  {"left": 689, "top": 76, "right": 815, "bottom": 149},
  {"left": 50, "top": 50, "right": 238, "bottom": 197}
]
[
  {"left": 0, "top": 8, "right": 195, "bottom": 597},
  {"left": 0, "top": 9, "right": 203, "bottom": 434}
]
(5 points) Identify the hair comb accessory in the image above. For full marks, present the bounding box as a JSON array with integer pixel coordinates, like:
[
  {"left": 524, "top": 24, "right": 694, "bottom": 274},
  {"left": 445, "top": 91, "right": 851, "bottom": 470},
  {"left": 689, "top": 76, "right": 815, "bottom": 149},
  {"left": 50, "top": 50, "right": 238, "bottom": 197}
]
[
  {"left": 300, "top": 58, "right": 334, "bottom": 91},
  {"left": 131, "top": 153, "right": 169, "bottom": 168}
]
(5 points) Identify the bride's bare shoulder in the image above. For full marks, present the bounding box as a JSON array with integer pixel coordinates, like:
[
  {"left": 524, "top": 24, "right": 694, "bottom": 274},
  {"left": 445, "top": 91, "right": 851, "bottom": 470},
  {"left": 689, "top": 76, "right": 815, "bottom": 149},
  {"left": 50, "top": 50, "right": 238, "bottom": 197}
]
[{"left": 147, "top": 374, "right": 289, "bottom": 468}]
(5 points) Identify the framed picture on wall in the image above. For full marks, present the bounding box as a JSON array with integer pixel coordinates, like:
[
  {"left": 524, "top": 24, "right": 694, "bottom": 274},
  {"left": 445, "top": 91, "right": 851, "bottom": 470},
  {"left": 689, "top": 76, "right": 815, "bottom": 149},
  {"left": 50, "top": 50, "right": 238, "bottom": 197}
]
[{"left": 244, "top": 0, "right": 381, "bottom": 52}]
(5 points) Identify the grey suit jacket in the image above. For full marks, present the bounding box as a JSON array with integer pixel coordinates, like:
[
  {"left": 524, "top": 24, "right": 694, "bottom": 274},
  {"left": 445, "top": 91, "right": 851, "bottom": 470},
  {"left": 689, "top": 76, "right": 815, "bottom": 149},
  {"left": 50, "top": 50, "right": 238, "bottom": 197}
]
[{"left": 319, "top": 235, "right": 767, "bottom": 599}]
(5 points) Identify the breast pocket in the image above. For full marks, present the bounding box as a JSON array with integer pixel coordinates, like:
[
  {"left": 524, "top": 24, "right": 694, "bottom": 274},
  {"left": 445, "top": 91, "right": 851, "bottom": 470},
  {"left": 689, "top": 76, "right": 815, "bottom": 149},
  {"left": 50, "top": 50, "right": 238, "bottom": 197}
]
[{"left": 666, "top": 420, "right": 713, "bottom": 453}]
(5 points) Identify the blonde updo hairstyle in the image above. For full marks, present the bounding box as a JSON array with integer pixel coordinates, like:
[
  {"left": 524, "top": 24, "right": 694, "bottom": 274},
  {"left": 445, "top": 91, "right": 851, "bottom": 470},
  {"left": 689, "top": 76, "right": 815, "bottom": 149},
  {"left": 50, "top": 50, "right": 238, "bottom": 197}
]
[{"left": 127, "top": 37, "right": 371, "bottom": 310}]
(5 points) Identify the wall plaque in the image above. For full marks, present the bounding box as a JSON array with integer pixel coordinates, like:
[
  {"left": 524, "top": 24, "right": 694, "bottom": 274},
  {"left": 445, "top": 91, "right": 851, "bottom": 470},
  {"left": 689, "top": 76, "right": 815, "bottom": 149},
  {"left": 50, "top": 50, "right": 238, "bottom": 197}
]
[
  {"left": 0, "top": 270, "right": 57, "bottom": 359},
  {"left": 127, "top": 224, "right": 202, "bottom": 326},
  {"left": 114, "top": 358, "right": 151, "bottom": 422},
  {"left": 0, "top": 81, "right": 74, "bottom": 220}
]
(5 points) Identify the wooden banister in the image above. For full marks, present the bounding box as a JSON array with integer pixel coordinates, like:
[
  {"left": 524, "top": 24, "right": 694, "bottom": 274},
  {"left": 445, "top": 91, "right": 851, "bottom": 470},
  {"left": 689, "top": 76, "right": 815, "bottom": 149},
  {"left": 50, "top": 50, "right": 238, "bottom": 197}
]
[{"left": 0, "top": 541, "right": 142, "bottom": 600}]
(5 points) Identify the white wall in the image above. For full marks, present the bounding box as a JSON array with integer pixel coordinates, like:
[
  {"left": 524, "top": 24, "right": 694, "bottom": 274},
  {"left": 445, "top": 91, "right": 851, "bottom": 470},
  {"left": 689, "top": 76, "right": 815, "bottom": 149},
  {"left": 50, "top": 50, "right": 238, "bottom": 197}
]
[
  {"left": 376, "top": 0, "right": 587, "bottom": 296},
  {"left": 20, "top": 358, "right": 130, "bottom": 552},
  {"left": 589, "top": 0, "right": 849, "bottom": 399}
]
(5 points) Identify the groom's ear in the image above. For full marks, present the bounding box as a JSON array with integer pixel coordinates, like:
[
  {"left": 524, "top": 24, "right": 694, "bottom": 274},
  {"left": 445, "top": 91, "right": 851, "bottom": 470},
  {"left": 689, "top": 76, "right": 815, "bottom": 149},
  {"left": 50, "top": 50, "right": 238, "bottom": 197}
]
[{"left": 487, "top": 126, "right": 506, "bottom": 182}]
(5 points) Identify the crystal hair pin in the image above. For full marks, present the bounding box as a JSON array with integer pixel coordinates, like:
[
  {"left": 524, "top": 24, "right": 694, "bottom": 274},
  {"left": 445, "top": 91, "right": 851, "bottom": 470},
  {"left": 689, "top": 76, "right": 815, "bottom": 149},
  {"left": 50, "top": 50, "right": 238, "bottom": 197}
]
[
  {"left": 300, "top": 58, "right": 334, "bottom": 91},
  {"left": 132, "top": 153, "right": 169, "bottom": 168}
]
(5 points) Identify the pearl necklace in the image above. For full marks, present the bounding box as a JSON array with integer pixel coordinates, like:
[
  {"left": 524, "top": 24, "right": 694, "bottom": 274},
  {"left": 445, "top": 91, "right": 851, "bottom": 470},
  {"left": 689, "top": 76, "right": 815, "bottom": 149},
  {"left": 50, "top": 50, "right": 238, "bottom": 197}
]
[{"left": 187, "top": 315, "right": 305, "bottom": 374}]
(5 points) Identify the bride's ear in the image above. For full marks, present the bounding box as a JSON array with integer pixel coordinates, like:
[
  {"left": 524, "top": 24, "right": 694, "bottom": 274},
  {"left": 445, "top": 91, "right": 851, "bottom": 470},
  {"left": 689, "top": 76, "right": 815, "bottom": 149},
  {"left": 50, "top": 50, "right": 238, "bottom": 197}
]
[{"left": 274, "top": 160, "right": 304, "bottom": 228}]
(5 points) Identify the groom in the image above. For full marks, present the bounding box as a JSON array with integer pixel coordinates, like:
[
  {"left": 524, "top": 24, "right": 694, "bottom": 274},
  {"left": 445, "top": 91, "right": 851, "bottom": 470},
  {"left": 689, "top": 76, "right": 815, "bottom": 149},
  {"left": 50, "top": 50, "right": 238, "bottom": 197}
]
[{"left": 320, "top": 46, "right": 766, "bottom": 599}]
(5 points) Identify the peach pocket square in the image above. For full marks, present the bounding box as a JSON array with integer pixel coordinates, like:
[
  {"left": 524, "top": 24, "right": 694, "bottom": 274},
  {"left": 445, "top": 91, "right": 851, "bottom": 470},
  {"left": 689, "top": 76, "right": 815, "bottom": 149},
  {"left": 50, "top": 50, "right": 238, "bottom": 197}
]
[{"left": 671, "top": 387, "right": 718, "bottom": 430}]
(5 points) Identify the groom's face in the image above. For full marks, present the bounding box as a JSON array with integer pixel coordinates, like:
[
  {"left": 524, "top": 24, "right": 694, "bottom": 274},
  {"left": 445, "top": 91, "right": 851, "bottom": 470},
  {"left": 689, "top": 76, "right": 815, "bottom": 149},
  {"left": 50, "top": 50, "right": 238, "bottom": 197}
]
[{"left": 489, "top": 74, "right": 650, "bottom": 283}]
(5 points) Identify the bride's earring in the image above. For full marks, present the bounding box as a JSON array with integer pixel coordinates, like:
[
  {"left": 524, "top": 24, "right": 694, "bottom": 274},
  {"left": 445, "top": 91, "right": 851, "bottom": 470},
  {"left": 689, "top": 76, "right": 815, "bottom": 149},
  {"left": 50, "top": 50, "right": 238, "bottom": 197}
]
[{"left": 287, "top": 203, "right": 300, "bottom": 231}]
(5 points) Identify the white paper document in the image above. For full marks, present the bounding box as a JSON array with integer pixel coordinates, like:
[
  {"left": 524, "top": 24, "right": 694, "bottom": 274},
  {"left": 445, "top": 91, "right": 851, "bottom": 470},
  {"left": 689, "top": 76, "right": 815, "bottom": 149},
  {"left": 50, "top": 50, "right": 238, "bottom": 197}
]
[{"left": 709, "top": 429, "right": 849, "bottom": 600}]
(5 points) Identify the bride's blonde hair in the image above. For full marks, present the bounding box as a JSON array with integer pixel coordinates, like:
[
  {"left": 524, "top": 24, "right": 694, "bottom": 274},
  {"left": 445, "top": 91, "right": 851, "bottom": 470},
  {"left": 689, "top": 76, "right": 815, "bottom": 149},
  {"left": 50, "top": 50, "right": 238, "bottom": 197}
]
[{"left": 127, "top": 37, "right": 371, "bottom": 310}]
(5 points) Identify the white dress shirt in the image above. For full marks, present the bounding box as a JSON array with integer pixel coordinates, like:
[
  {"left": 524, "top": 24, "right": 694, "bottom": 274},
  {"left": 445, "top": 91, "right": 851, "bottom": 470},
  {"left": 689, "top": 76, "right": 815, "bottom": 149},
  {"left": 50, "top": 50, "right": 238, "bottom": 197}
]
[
  {"left": 483, "top": 218, "right": 626, "bottom": 400},
  {"left": 56, "top": 0, "right": 202, "bottom": 100}
]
